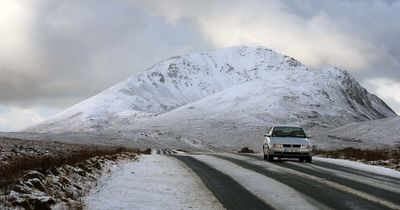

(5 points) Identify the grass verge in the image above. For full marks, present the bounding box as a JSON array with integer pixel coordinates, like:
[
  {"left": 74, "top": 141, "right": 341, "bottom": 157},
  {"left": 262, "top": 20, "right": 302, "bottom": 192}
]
[
  {"left": 314, "top": 147, "right": 400, "bottom": 170},
  {"left": 0, "top": 146, "right": 139, "bottom": 189}
]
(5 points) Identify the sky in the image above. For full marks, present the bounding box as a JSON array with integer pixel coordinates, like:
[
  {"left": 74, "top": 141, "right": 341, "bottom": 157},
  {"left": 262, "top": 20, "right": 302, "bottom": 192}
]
[{"left": 0, "top": 0, "right": 399, "bottom": 131}]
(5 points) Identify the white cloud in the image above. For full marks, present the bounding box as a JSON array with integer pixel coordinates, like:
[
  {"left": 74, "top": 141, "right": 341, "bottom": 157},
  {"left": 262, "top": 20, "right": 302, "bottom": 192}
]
[
  {"left": 0, "top": 106, "right": 60, "bottom": 131},
  {"left": 199, "top": 12, "right": 374, "bottom": 70},
  {"left": 365, "top": 78, "right": 400, "bottom": 114},
  {"left": 0, "top": 0, "right": 44, "bottom": 77},
  {"left": 136, "top": 0, "right": 380, "bottom": 71}
]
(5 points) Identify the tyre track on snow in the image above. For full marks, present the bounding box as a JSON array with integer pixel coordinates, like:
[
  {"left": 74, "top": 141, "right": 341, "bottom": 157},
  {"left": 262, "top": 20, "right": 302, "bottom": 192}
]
[
  {"left": 211, "top": 154, "right": 395, "bottom": 210},
  {"left": 312, "top": 160, "right": 400, "bottom": 185},
  {"left": 240, "top": 153, "right": 400, "bottom": 206},
  {"left": 173, "top": 155, "right": 274, "bottom": 210}
]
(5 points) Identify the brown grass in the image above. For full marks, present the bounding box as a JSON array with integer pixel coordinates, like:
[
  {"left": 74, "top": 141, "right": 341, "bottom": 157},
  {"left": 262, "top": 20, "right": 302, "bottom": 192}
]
[
  {"left": 314, "top": 147, "right": 400, "bottom": 162},
  {"left": 0, "top": 146, "right": 139, "bottom": 188}
]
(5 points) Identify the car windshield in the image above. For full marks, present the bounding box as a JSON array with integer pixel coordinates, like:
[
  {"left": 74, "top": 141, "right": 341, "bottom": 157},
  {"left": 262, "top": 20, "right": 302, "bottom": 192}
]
[{"left": 272, "top": 127, "right": 306, "bottom": 138}]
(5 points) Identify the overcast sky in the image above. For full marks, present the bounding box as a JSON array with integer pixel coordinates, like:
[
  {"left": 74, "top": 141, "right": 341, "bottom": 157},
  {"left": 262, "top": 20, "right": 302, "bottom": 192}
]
[{"left": 0, "top": 0, "right": 399, "bottom": 131}]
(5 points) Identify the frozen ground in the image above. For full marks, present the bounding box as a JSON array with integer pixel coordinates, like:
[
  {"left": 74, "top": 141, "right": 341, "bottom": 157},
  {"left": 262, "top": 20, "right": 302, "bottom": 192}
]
[
  {"left": 0, "top": 137, "right": 139, "bottom": 209},
  {"left": 0, "top": 136, "right": 115, "bottom": 164},
  {"left": 86, "top": 152, "right": 224, "bottom": 210},
  {"left": 82, "top": 150, "right": 400, "bottom": 210}
]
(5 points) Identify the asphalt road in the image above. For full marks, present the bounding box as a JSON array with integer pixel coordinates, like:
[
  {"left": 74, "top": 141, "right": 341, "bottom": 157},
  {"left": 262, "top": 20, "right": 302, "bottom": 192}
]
[
  {"left": 174, "top": 155, "right": 274, "bottom": 210},
  {"left": 157, "top": 150, "right": 400, "bottom": 210}
]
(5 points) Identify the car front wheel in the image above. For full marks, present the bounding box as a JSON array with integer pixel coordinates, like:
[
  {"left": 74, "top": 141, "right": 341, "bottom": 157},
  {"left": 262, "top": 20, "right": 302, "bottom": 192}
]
[
  {"left": 305, "top": 156, "right": 312, "bottom": 163},
  {"left": 264, "top": 147, "right": 274, "bottom": 161},
  {"left": 263, "top": 146, "right": 268, "bottom": 160},
  {"left": 268, "top": 155, "right": 274, "bottom": 161},
  {"left": 266, "top": 148, "right": 274, "bottom": 161}
]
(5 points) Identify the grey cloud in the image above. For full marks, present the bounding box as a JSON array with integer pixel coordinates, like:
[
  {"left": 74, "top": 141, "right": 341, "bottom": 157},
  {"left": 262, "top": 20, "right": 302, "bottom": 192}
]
[
  {"left": 137, "top": 1, "right": 400, "bottom": 73},
  {"left": 282, "top": 0, "right": 400, "bottom": 80},
  {"left": 0, "top": 0, "right": 212, "bottom": 108},
  {"left": 0, "top": 0, "right": 399, "bottom": 112}
]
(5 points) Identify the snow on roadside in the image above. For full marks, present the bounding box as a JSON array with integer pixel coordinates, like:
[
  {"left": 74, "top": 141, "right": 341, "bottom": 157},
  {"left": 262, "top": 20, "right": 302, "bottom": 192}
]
[
  {"left": 192, "top": 155, "right": 324, "bottom": 210},
  {"left": 86, "top": 154, "right": 224, "bottom": 210},
  {"left": 314, "top": 157, "right": 400, "bottom": 179},
  {"left": 286, "top": 161, "right": 400, "bottom": 194},
  {"left": 218, "top": 153, "right": 400, "bottom": 210}
]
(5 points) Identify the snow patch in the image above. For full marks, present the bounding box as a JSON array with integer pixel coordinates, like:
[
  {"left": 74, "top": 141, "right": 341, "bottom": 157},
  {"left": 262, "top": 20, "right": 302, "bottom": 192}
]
[
  {"left": 86, "top": 154, "right": 224, "bottom": 210},
  {"left": 314, "top": 157, "right": 400, "bottom": 179}
]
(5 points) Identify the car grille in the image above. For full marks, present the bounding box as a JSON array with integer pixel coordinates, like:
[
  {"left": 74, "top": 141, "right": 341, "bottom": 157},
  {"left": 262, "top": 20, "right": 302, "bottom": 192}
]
[
  {"left": 274, "top": 152, "right": 310, "bottom": 156},
  {"left": 283, "top": 152, "right": 302, "bottom": 155},
  {"left": 282, "top": 144, "right": 301, "bottom": 148}
]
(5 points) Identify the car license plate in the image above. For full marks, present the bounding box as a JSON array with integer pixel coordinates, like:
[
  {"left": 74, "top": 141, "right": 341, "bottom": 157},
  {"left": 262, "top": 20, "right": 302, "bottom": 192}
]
[{"left": 286, "top": 148, "right": 299, "bottom": 152}]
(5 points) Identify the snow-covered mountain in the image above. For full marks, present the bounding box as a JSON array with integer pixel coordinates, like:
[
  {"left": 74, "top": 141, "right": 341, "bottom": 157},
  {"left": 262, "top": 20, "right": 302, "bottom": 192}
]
[
  {"left": 25, "top": 46, "right": 397, "bottom": 150},
  {"left": 327, "top": 116, "right": 400, "bottom": 146}
]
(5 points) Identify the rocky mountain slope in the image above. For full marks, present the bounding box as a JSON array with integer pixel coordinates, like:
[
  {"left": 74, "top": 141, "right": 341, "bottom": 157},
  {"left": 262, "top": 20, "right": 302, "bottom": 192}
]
[{"left": 24, "top": 46, "right": 397, "bottom": 150}]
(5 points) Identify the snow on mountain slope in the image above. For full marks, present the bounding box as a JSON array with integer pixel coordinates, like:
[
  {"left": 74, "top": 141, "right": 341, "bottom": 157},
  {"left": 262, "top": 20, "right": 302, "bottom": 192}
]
[
  {"left": 24, "top": 46, "right": 397, "bottom": 150},
  {"left": 137, "top": 67, "right": 391, "bottom": 127},
  {"left": 26, "top": 46, "right": 306, "bottom": 132},
  {"left": 327, "top": 116, "right": 400, "bottom": 146}
]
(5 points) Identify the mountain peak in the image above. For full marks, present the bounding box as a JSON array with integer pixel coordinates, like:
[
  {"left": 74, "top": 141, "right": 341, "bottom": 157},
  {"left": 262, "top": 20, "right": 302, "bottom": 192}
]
[{"left": 24, "top": 47, "right": 396, "bottom": 150}]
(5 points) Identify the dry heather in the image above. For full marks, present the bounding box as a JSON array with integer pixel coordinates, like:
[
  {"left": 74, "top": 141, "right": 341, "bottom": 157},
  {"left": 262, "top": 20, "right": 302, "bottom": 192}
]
[
  {"left": 0, "top": 137, "right": 147, "bottom": 209},
  {"left": 0, "top": 137, "right": 139, "bottom": 188},
  {"left": 314, "top": 147, "right": 400, "bottom": 170}
]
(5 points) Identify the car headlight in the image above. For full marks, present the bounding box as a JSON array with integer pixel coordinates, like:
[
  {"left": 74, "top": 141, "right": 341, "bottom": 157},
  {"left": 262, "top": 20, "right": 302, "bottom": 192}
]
[
  {"left": 273, "top": 144, "right": 284, "bottom": 148},
  {"left": 300, "top": 144, "right": 311, "bottom": 149}
]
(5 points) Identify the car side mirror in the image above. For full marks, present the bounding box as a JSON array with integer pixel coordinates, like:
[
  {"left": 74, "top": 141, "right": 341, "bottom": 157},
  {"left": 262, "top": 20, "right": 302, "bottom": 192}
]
[{"left": 307, "top": 135, "right": 311, "bottom": 138}]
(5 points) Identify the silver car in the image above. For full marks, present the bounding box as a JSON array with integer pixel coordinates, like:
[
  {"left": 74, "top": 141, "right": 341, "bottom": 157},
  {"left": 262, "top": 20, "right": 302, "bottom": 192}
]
[{"left": 263, "top": 125, "right": 312, "bottom": 163}]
